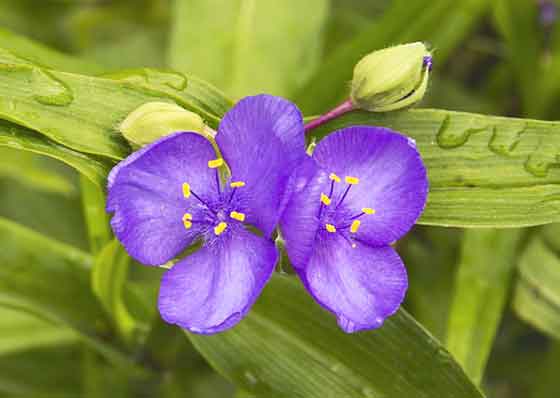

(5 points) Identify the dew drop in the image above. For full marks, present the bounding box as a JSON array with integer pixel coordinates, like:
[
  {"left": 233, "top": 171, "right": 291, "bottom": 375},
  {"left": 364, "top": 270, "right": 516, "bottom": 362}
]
[
  {"left": 361, "top": 387, "right": 377, "bottom": 398},
  {"left": 107, "top": 68, "right": 188, "bottom": 92},
  {"left": 488, "top": 124, "right": 528, "bottom": 156},
  {"left": 244, "top": 370, "right": 258, "bottom": 386},
  {"left": 31, "top": 69, "right": 73, "bottom": 106},
  {"left": 329, "top": 362, "right": 343, "bottom": 373},
  {"left": 436, "top": 115, "right": 489, "bottom": 149}
]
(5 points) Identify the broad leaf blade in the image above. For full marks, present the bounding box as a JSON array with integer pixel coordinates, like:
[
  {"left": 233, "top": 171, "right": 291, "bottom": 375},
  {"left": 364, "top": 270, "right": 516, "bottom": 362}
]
[
  {"left": 189, "top": 274, "right": 484, "bottom": 398},
  {"left": 80, "top": 175, "right": 111, "bottom": 254},
  {"left": 0, "top": 27, "right": 106, "bottom": 75},
  {"left": 513, "top": 233, "right": 560, "bottom": 340},
  {"left": 0, "top": 119, "right": 112, "bottom": 188},
  {"left": 0, "top": 217, "right": 133, "bottom": 367},
  {"left": 91, "top": 240, "right": 135, "bottom": 342},
  {"left": 0, "top": 147, "right": 75, "bottom": 196},
  {"left": 0, "top": 44, "right": 232, "bottom": 160},
  {"left": 169, "top": 0, "right": 329, "bottom": 98},
  {"left": 309, "top": 109, "right": 560, "bottom": 227},
  {"left": 446, "top": 229, "right": 522, "bottom": 384},
  {"left": 0, "top": 307, "right": 77, "bottom": 356}
]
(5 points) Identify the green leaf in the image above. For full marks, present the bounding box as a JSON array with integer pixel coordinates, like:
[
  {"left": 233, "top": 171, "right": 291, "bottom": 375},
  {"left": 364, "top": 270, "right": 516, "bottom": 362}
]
[
  {"left": 91, "top": 240, "right": 136, "bottom": 342},
  {"left": 309, "top": 109, "right": 560, "bottom": 227},
  {"left": 0, "top": 43, "right": 232, "bottom": 160},
  {"left": 0, "top": 119, "right": 112, "bottom": 188},
  {"left": 400, "top": 227, "right": 461, "bottom": 340},
  {"left": 189, "top": 274, "right": 484, "bottom": 398},
  {"left": 0, "top": 62, "right": 224, "bottom": 159},
  {"left": 528, "top": 343, "right": 560, "bottom": 398},
  {"left": 0, "top": 344, "right": 83, "bottom": 397},
  {"left": 446, "top": 229, "right": 522, "bottom": 384},
  {"left": 0, "top": 307, "right": 77, "bottom": 356},
  {"left": 0, "top": 147, "right": 75, "bottom": 196},
  {"left": 0, "top": 217, "right": 135, "bottom": 367},
  {"left": 80, "top": 175, "right": 111, "bottom": 254},
  {"left": 0, "top": 27, "right": 106, "bottom": 75},
  {"left": 513, "top": 233, "right": 560, "bottom": 340},
  {"left": 169, "top": 0, "right": 329, "bottom": 98},
  {"left": 296, "top": 0, "right": 489, "bottom": 114},
  {"left": 492, "top": 0, "right": 541, "bottom": 117}
]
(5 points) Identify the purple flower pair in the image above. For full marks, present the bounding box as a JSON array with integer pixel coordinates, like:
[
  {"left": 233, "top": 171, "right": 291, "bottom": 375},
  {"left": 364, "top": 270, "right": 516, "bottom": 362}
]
[{"left": 107, "top": 95, "right": 428, "bottom": 334}]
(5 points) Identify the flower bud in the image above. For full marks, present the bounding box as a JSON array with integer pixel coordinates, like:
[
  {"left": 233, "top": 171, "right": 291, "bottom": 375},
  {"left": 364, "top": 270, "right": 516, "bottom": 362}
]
[
  {"left": 350, "top": 42, "right": 432, "bottom": 112},
  {"left": 120, "top": 102, "right": 212, "bottom": 147}
]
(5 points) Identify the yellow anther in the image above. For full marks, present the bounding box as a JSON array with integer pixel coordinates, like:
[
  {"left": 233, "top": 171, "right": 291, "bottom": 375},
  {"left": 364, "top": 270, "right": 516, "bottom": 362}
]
[
  {"left": 214, "top": 222, "right": 228, "bottom": 236},
  {"left": 208, "top": 158, "right": 224, "bottom": 169},
  {"left": 320, "top": 193, "right": 332, "bottom": 206},
  {"left": 230, "top": 181, "right": 246, "bottom": 188},
  {"left": 230, "top": 211, "right": 246, "bottom": 222},
  {"left": 182, "top": 213, "right": 193, "bottom": 230},
  {"left": 345, "top": 176, "right": 360, "bottom": 185},
  {"left": 329, "top": 173, "right": 341, "bottom": 183},
  {"left": 182, "top": 182, "right": 191, "bottom": 198},
  {"left": 362, "top": 207, "right": 376, "bottom": 215},
  {"left": 325, "top": 223, "right": 337, "bottom": 233},
  {"left": 350, "top": 220, "right": 361, "bottom": 233}
]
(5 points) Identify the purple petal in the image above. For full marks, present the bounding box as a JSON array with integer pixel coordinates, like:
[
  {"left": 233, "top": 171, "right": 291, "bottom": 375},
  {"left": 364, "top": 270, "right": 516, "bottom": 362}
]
[
  {"left": 107, "top": 132, "right": 219, "bottom": 265},
  {"left": 298, "top": 235, "right": 407, "bottom": 333},
  {"left": 280, "top": 156, "right": 327, "bottom": 269},
  {"left": 158, "top": 226, "right": 277, "bottom": 334},
  {"left": 312, "top": 126, "right": 428, "bottom": 246},
  {"left": 216, "top": 94, "right": 305, "bottom": 237}
]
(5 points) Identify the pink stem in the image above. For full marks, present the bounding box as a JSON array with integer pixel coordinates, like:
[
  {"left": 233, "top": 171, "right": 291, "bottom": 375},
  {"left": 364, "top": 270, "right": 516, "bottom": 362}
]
[{"left": 304, "top": 99, "right": 355, "bottom": 133}]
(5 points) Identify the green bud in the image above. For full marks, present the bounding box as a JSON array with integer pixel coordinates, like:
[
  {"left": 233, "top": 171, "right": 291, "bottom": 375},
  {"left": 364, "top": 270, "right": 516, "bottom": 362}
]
[
  {"left": 119, "top": 102, "right": 212, "bottom": 147},
  {"left": 350, "top": 42, "right": 432, "bottom": 112}
]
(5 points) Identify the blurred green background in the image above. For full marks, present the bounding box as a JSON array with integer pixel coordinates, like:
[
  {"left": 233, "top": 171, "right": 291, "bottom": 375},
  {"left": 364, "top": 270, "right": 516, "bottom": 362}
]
[{"left": 1, "top": 0, "right": 560, "bottom": 397}]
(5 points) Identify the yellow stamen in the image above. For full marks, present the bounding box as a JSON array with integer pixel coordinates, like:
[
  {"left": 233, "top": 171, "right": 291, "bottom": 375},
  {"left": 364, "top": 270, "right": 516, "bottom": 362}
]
[
  {"left": 208, "top": 158, "right": 224, "bottom": 169},
  {"left": 230, "top": 181, "right": 246, "bottom": 188},
  {"left": 214, "top": 222, "right": 228, "bottom": 236},
  {"left": 345, "top": 176, "right": 360, "bottom": 185},
  {"left": 362, "top": 207, "right": 376, "bottom": 215},
  {"left": 182, "top": 213, "right": 193, "bottom": 230},
  {"left": 350, "top": 220, "right": 361, "bottom": 233},
  {"left": 325, "top": 223, "right": 337, "bottom": 233},
  {"left": 230, "top": 211, "right": 246, "bottom": 222},
  {"left": 182, "top": 182, "right": 191, "bottom": 198},
  {"left": 320, "top": 193, "right": 332, "bottom": 206},
  {"left": 329, "top": 173, "right": 341, "bottom": 183}
]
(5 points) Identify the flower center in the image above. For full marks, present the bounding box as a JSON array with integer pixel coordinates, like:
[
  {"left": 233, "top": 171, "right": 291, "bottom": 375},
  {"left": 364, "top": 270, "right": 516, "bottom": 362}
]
[
  {"left": 180, "top": 158, "right": 247, "bottom": 236},
  {"left": 317, "top": 172, "right": 376, "bottom": 248}
]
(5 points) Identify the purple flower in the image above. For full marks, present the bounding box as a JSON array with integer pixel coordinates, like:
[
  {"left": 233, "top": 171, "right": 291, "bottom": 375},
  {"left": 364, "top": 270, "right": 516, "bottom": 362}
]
[
  {"left": 107, "top": 95, "right": 305, "bottom": 334},
  {"left": 280, "top": 126, "right": 428, "bottom": 333},
  {"left": 539, "top": 0, "right": 557, "bottom": 28}
]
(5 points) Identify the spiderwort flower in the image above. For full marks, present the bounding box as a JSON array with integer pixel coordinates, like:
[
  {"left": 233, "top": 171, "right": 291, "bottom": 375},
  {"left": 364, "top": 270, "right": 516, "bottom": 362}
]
[
  {"left": 107, "top": 95, "right": 305, "bottom": 334},
  {"left": 280, "top": 126, "right": 428, "bottom": 333}
]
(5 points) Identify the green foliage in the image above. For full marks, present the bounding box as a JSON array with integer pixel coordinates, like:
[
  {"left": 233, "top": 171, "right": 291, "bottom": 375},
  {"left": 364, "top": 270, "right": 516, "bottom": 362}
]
[
  {"left": 446, "top": 229, "right": 523, "bottom": 384},
  {"left": 190, "top": 275, "right": 483, "bottom": 398},
  {"left": 169, "top": 0, "right": 329, "bottom": 98},
  {"left": 514, "top": 228, "right": 560, "bottom": 341},
  {"left": 91, "top": 240, "right": 135, "bottom": 342},
  {"left": 1, "top": 1, "right": 560, "bottom": 397}
]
